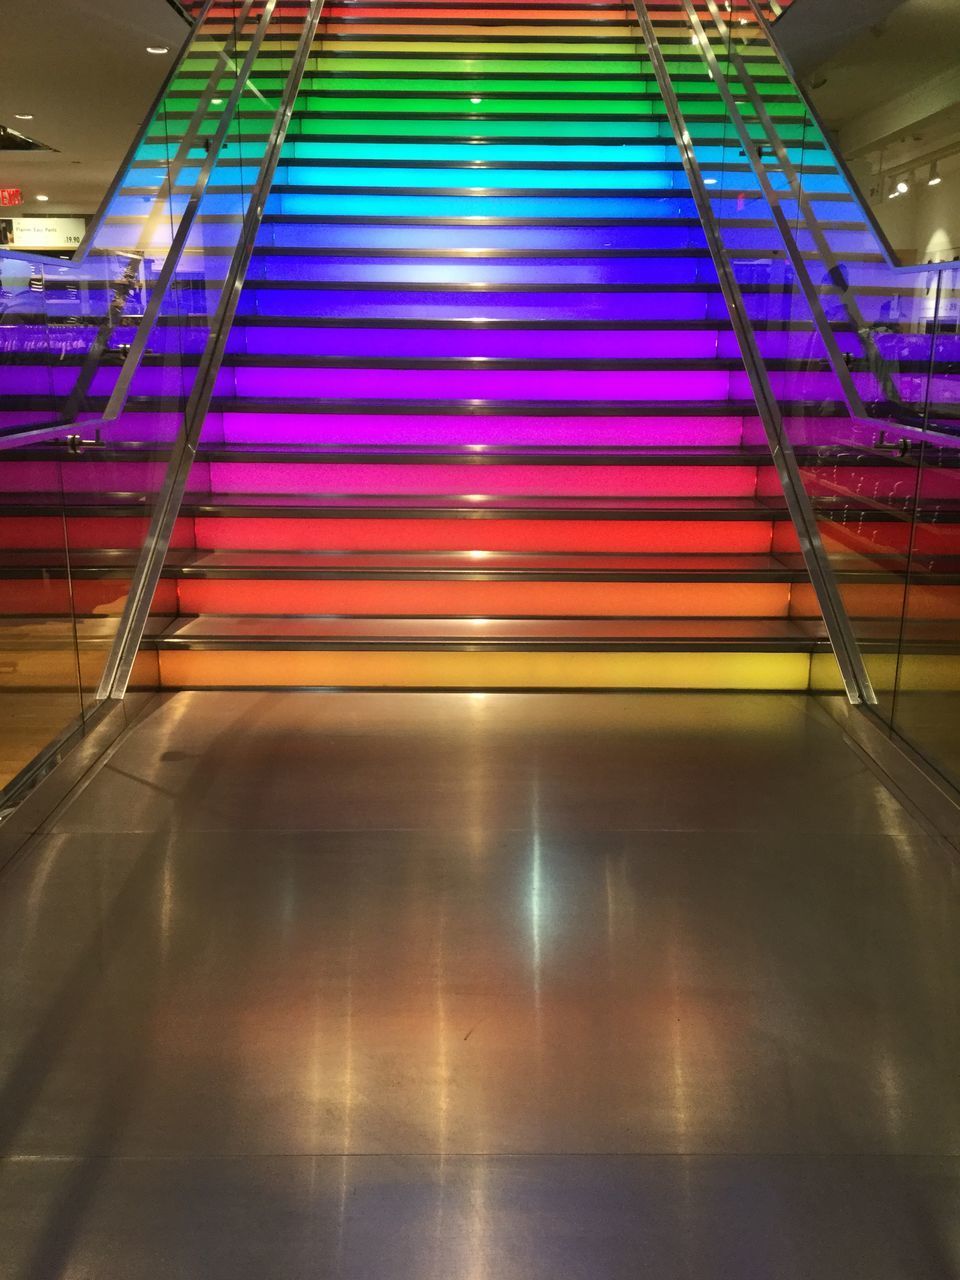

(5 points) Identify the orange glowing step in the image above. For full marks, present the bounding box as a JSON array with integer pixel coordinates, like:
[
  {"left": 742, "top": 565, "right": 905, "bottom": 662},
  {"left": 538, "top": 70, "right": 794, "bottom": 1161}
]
[
  {"left": 176, "top": 578, "right": 794, "bottom": 618},
  {"left": 191, "top": 515, "right": 779, "bottom": 554}
]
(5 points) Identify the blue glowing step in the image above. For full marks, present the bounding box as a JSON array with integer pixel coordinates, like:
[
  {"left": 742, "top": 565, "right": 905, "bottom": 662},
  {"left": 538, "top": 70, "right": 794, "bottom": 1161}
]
[
  {"left": 226, "top": 287, "right": 735, "bottom": 321},
  {"left": 254, "top": 223, "right": 712, "bottom": 251},
  {"left": 238, "top": 255, "right": 726, "bottom": 285}
]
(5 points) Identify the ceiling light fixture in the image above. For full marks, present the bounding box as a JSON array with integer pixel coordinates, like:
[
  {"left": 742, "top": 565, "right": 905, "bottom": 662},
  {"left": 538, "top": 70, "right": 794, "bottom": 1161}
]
[
  {"left": 36, "top": 193, "right": 49, "bottom": 202},
  {"left": 14, "top": 113, "right": 34, "bottom": 120},
  {"left": 146, "top": 45, "right": 169, "bottom": 54},
  {"left": 896, "top": 178, "right": 909, "bottom": 194},
  {"left": 928, "top": 161, "right": 942, "bottom": 186}
]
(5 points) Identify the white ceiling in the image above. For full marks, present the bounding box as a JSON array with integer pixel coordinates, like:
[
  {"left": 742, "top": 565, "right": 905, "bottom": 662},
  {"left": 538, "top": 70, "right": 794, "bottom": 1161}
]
[
  {"left": 801, "top": 0, "right": 960, "bottom": 163},
  {"left": 0, "top": 0, "right": 189, "bottom": 217}
]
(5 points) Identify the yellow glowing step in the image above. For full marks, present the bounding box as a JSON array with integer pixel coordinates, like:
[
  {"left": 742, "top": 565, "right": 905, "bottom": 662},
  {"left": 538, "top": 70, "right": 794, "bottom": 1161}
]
[
  {"left": 158, "top": 649, "right": 819, "bottom": 691},
  {"left": 810, "top": 652, "right": 960, "bottom": 697}
]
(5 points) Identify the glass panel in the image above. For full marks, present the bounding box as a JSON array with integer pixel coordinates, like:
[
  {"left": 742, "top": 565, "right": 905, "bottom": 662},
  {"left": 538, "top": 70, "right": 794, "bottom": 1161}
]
[
  {"left": 649, "top": 0, "right": 960, "bottom": 711},
  {"left": 0, "top": 249, "right": 138, "bottom": 433},
  {"left": 0, "top": 439, "right": 84, "bottom": 799},
  {"left": 892, "top": 437, "right": 960, "bottom": 790},
  {"left": 891, "top": 277, "right": 960, "bottom": 789},
  {"left": 54, "top": 0, "right": 259, "bottom": 707},
  {"left": 0, "top": 1, "right": 294, "bottom": 730}
]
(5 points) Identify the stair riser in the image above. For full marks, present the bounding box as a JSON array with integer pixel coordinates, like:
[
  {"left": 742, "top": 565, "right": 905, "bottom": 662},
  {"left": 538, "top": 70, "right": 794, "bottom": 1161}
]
[
  {"left": 90, "top": 412, "right": 781, "bottom": 448},
  {"left": 108, "top": 193, "right": 850, "bottom": 223},
  {"left": 6, "top": 367, "right": 920, "bottom": 405},
  {"left": 0, "top": 582, "right": 178, "bottom": 617},
  {"left": 154, "top": 648, "right": 818, "bottom": 690},
  {"left": 175, "top": 579, "right": 796, "bottom": 617},
  {"left": 126, "top": 164, "right": 847, "bottom": 199},
  {"left": 0, "top": 515, "right": 784, "bottom": 553},
  {"left": 98, "top": 221, "right": 880, "bottom": 257}
]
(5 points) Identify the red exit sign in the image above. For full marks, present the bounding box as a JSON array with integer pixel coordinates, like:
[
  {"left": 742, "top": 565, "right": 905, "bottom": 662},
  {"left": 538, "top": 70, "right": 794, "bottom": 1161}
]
[{"left": 0, "top": 188, "right": 23, "bottom": 207}]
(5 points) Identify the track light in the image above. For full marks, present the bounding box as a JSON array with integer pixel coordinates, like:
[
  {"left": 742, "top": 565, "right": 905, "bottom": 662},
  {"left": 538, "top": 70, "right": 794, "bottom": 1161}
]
[
  {"left": 928, "top": 162, "right": 942, "bottom": 186},
  {"left": 896, "top": 179, "right": 909, "bottom": 194}
]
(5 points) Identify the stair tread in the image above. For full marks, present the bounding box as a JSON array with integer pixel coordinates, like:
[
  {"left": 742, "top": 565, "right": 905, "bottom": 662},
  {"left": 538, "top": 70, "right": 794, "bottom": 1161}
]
[
  {"left": 0, "top": 549, "right": 900, "bottom": 583},
  {"left": 159, "top": 614, "right": 960, "bottom": 642},
  {"left": 0, "top": 443, "right": 779, "bottom": 465},
  {"left": 158, "top": 614, "right": 829, "bottom": 649},
  {"left": 0, "top": 493, "right": 794, "bottom": 518}
]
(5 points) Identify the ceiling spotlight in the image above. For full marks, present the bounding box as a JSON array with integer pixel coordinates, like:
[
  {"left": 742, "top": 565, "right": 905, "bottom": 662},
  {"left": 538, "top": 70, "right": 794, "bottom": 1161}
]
[
  {"left": 14, "top": 113, "right": 34, "bottom": 120},
  {"left": 704, "top": 176, "right": 718, "bottom": 185},
  {"left": 896, "top": 178, "right": 909, "bottom": 194},
  {"left": 146, "top": 45, "right": 169, "bottom": 55},
  {"left": 36, "top": 193, "right": 49, "bottom": 202},
  {"left": 470, "top": 97, "right": 482, "bottom": 104},
  {"left": 928, "top": 161, "right": 942, "bottom": 186}
]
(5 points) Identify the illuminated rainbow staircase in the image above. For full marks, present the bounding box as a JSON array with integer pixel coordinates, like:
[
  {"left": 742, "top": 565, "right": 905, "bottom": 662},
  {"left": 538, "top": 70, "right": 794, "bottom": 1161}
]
[{"left": 2, "top": 0, "right": 862, "bottom": 692}]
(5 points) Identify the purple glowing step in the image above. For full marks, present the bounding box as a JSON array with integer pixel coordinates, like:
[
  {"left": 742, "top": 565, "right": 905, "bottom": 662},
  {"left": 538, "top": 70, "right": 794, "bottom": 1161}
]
[
  {"left": 60, "top": 365, "right": 926, "bottom": 403},
  {"left": 95, "top": 409, "right": 772, "bottom": 448},
  {"left": 54, "top": 322, "right": 924, "bottom": 364},
  {"left": 229, "top": 288, "right": 737, "bottom": 321},
  {"left": 6, "top": 361, "right": 942, "bottom": 404},
  {"left": 0, "top": 458, "right": 768, "bottom": 499},
  {"left": 135, "top": 326, "right": 760, "bottom": 359}
]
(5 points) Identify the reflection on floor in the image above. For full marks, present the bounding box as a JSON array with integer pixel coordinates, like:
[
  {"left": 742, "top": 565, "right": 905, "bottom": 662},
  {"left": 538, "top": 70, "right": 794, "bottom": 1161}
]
[
  {"left": 0, "top": 692, "right": 957, "bottom": 1278},
  {"left": 0, "top": 691, "right": 84, "bottom": 793},
  {"left": 889, "top": 690, "right": 960, "bottom": 796}
]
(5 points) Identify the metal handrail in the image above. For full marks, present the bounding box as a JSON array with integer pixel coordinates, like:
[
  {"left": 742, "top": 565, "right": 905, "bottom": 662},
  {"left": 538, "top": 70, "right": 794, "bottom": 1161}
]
[
  {"left": 634, "top": 0, "right": 877, "bottom": 706},
  {"left": 96, "top": 0, "right": 328, "bottom": 700},
  {"left": 682, "top": 0, "right": 902, "bottom": 413}
]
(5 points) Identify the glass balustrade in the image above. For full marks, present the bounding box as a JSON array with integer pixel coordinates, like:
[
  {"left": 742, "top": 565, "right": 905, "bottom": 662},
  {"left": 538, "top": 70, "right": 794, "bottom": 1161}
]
[{"left": 0, "top": 0, "right": 323, "bottom": 807}]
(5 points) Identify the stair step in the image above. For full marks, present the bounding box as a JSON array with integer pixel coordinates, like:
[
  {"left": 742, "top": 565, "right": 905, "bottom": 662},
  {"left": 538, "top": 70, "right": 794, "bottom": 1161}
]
[
  {"left": 0, "top": 548, "right": 808, "bottom": 577},
  {"left": 0, "top": 494, "right": 794, "bottom": 518},
  {"left": 151, "top": 647, "right": 826, "bottom": 691},
  {"left": 159, "top": 613, "right": 828, "bottom": 650}
]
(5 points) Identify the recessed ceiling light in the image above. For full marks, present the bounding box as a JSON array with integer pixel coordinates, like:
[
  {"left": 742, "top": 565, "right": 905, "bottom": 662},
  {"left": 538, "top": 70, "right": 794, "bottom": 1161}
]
[
  {"left": 470, "top": 97, "right": 482, "bottom": 104},
  {"left": 146, "top": 45, "right": 169, "bottom": 54},
  {"left": 36, "top": 193, "right": 49, "bottom": 202},
  {"left": 14, "top": 113, "right": 34, "bottom": 120}
]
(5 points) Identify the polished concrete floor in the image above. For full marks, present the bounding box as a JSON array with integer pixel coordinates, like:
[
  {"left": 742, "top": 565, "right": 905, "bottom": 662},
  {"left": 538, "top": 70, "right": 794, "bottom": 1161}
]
[{"left": 0, "top": 691, "right": 957, "bottom": 1278}]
